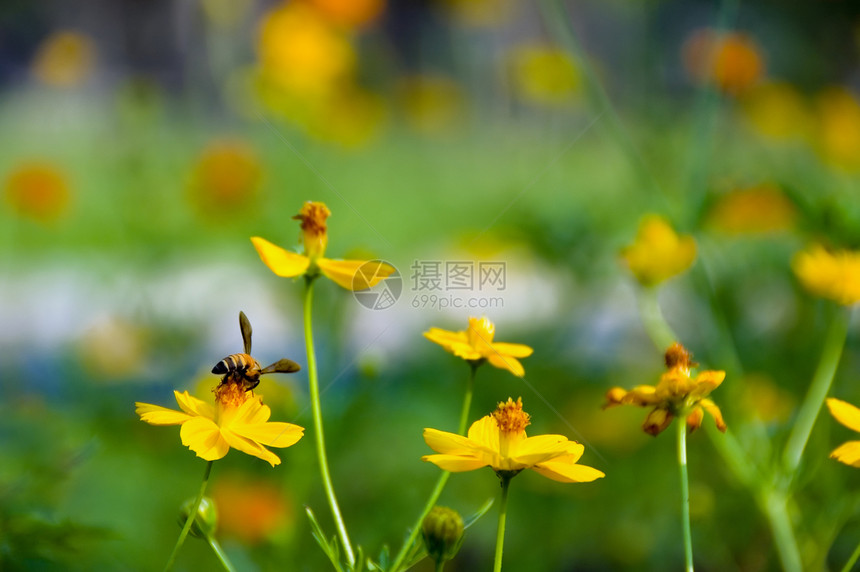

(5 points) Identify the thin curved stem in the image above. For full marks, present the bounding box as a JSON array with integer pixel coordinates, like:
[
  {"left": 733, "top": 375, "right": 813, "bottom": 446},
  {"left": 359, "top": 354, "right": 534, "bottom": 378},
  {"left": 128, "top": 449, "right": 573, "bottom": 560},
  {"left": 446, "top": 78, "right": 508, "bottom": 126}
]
[
  {"left": 303, "top": 277, "right": 355, "bottom": 567},
  {"left": 493, "top": 475, "right": 512, "bottom": 572},
  {"left": 164, "top": 460, "right": 213, "bottom": 572},
  {"left": 207, "top": 535, "right": 237, "bottom": 572},
  {"left": 389, "top": 364, "right": 479, "bottom": 571},
  {"left": 841, "top": 537, "right": 860, "bottom": 572},
  {"left": 677, "top": 420, "right": 694, "bottom": 572}
]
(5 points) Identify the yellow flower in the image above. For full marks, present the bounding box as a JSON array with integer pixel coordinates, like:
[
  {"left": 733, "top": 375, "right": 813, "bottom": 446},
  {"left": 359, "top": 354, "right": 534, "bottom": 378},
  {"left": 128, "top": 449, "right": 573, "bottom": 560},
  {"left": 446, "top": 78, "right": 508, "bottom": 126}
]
[
  {"left": 424, "top": 316, "right": 533, "bottom": 377},
  {"left": 814, "top": 87, "right": 860, "bottom": 171},
  {"left": 31, "top": 30, "right": 96, "bottom": 88},
  {"left": 397, "top": 74, "right": 465, "bottom": 136},
  {"left": 308, "top": 0, "right": 386, "bottom": 29},
  {"left": 509, "top": 44, "right": 581, "bottom": 106},
  {"left": 604, "top": 343, "right": 726, "bottom": 436},
  {"left": 706, "top": 183, "right": 796, "bottom": 235},
  {"left": 827, "top": 398, "right": 860, "bottom": 467},
  {"left": 621, "top": 215, "right": 697, "bottom": 287},
  {"left": 135, "top": 383, "right": 304, "bottom": 467},
  {"left": 252, "top": 201, "right": 395, "bottom": 290},
  {"left": 793, "top": 245, "right": 860, "bottom": 306},
  {"left": 741, "top": 82, "right": 811, "bottom": 140},
  {"left": 422, "top": 397, "right": 605, "bottom": 483},
  {"left": 3, "top": 161, "right": 71, "bottom": 223},
  {"left": 186, "top": 139, "right": 263, "bottom": 217}
]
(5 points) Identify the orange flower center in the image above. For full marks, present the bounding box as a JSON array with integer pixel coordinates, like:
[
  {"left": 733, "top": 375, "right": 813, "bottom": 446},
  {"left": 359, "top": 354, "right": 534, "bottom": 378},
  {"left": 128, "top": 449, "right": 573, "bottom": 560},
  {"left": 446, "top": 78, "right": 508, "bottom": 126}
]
[
  {"left": 214, "top": 380, "right": 250, "bottom": 408},
  {"left": 293, "top": 201, "right": 331, "bottom": 258},
  {"left": 664, "top": 342, "right": 696, "bottom": 371},
  {"left": 493, "top": 397, "right": 530, "bottom": 435}
]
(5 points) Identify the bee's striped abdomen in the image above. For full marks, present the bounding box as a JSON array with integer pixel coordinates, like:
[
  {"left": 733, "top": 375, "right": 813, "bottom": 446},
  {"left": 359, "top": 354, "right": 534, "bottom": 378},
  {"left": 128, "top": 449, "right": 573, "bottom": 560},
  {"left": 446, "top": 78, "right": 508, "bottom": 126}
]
[{"left": 212, "top": 353, "right": 254, "bottom": 375}]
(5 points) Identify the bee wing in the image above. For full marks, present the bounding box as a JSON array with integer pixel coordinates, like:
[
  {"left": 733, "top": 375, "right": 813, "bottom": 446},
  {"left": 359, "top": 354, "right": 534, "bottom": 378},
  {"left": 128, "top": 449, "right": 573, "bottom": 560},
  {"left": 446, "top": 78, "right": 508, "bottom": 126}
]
[
  {"left": 239, "top": 311, "right": 253, "bottom": 355},
  {"left": 261, "top": 358, "right": 301, "bottom": 374}
]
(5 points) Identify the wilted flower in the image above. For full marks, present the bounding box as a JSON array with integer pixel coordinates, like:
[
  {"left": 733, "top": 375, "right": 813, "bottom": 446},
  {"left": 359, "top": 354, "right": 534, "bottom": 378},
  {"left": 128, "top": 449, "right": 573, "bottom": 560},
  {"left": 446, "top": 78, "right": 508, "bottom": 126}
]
[
  {"left": 683, "top": 28, "right": 764, "bottom": 95},
  {"left": 252, "top": 201, "right": 394, "bottom": 290},
  {"left": 424, "top": 316, "right": 533, "bottom": 377},
  {"left": 423, "top": 397, "right": 605, "bottom": 483},
  {"left": 3, "top": 161, "right": 71, "bottom": 223},
  {"left": 706, "top": 183, "right": 796, "bottom": 234},
  {"left": 793, "top": 245, "right": 860, "bottom": 306},
  {"left": 604, "top": 343, "right": 726, "bottom": 436},
  {"left": 827, "top": 398, "right": 860, "bottom": 467},
  {"left": 135, "top": 384, "right": 304, "bottom": 467},
  {"left": 509, "top": 44, "right": 580, "bottom": 105},
  {"left": 621, "top": 215, "right": 696, "bottom": 287},
  {"left": 31, "top": 30, "right": 96, "bottom": 88}
]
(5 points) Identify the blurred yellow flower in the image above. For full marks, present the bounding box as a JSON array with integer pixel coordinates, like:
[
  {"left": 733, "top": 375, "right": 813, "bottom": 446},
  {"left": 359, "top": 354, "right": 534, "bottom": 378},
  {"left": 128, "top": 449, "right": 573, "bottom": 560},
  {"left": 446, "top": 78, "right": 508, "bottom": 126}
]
[
  {"left": 706, "top": 183, "right": 796, "bottom": 234},
  {"left": 187, "top": 139, "right": 263, "bottom": 217},
  {"left": 3, "top": 161, "right": 71, "bottom": 223},
  {"left": 793, "top": 245, "right": 860, "bottom": 306},
  {"left": 621, "top": 215, "right": 696, "bottom": 287},
  {"left": 423, "top": 397, "right": 605, "bottom": 483},
  {"left": 213, "top": 475, "right": 293, "bottom": 543},
  {"left": 739, "top": 374, "right": 794, "bottom": 424},
  {"left": 307, "top": 86, "right": 386, "bottom": 147},
  {"left": 31, "top": 30, "right": 96, "bottom": 88},
  {"left": 424, "top": 316, "right": 533, "bottom": 377},
  {"left": 252, "top": 201, "right": 395, "bottom": 290},
  {"left": 509, "top": 44, "right": 580, "bottom": 105},
  {"left": 683, "top": 29, "right": 764, "bottom": 95},
  {"left": 308, "top": 0, "right": 386, "bottom": 29},
  {"left": 398, "top": 74, "right": 465, "bottom": 136},
  {"left": 257, "top": 3, "right": 355, "bottom": 100},
  {"left": 604, "top": 343, "right": 726, "bottom": 436},
  {"left": 741, "top": 82, "right": 810, "bottom": 140},
  {"left": 814, "top": 87, "right": 860, "bottom": 171},
  {"left": 827, "top": 398, "right": 860, "bottom": 467},
  {"left": 135, "top": 385, "right": 304, "bottom": 467}
]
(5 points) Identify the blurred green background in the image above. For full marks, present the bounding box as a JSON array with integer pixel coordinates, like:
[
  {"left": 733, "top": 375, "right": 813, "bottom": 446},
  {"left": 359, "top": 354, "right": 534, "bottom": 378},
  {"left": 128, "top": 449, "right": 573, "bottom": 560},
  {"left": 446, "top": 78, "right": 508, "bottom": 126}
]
[{"left": 4, "top": 0, "right": 860, "bottom": 570}]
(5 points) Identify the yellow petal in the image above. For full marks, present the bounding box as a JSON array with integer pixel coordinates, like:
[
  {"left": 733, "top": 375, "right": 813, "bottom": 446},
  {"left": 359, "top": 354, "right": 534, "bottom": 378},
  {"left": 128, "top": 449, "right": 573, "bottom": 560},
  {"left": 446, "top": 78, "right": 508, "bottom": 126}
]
[
  {"left": 487, "top": 353, "right": 525, "bottom": 377},
  {"left": 221, "top": 429, "right": 282, "bottom": 467},
  {"left": 317, "top": 258, "right": 394, "bottom": 290},
  {"left": 532, "top": 460, "right": 605, "bottom": 483},
  {"left": 700, "top": 398, "right": 727, "bottom": 432},
  {"left": 490, "top": 342, "right": 534, "bottom": 358},
  {"left": 422, "top": 453, "right": 488, "bottom": 472},
  {"left": 174, "top": 390, "right": 215, "bottom": 420},
  {"left": 686, "top": 407, "right": 704, "bottom": 432},
  {"left": 512, "top": 434, "right": 573, "bottom": 466},
  {"left": 692, "top": 370, "right": 726, "bottom": 396},
  {"left": 233, "top": 421, "right": 304, "bottom": 449},
  {"left": 423, "top": 427, "right": 477, "bottom": 454},
  {"left": 830, "top": 441, "right": 860, "bottom": 467},
  {"left": 251, "top": 236, "right": 311, "bottom": 277},
  {"left": 643, "top": 408, "right": 674, "bottom": 436},
  {"left": 180, "top": 416, "right": 230, "bottom": 461},
  {"left": 827, "top": 398, "right": 860, "bottom": 433},
  {"left": 135, "top": 402, "right": 192, "bottom": 426},
  {"left": 466, "top": 416, "right": 500, "bottom": 452}
]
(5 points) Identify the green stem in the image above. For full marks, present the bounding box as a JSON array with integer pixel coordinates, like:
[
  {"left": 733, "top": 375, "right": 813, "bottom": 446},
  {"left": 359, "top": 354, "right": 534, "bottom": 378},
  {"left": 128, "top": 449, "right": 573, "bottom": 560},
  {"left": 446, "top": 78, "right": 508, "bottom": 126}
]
[
  {"left": 207, "top": 535, "right": 237, "bottom": 572},
  {"left": 677, "top": 420, "right": 694, "bottom": 572},
  {"left": 389, "top": 364, "right": 479, "bottom": 571},
  {"left": 164, "top": 461, "right": 213, "bottom": 572},
  {"left": 303, "top": 277, "right": 355, "bottom": 567},
  {"left": 493, "top": 475, "right": 512, "bottom": 572},
  {"left": 637, "top": 286, "right": 676, "bottom": 351},
  {"left": 841, "top": 537, "right": 860, "bottom": 572},
  {"left": 435, "top": 558, "right": 445, "bottom": 572},
  {"left": 760, "top": 490, "right": 802, "bottom": 572},
  {"left": 782, "top": 307, "right": 850, "bottom": 474}
]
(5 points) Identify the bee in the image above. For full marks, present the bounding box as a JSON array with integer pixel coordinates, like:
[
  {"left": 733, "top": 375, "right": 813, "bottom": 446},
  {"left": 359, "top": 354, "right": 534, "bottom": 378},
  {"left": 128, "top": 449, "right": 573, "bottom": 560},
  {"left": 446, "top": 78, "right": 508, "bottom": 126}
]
[{"left": 212, "top": 311, "right": 300, "bottom": 392}]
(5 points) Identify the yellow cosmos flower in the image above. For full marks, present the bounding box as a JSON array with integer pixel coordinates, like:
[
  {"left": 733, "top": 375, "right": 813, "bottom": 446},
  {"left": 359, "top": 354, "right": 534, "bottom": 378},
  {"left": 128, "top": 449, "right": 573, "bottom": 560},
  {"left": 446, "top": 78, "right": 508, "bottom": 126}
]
[
  {"left": 793, "top": 245, "right": 860, "bottom": 306},
  {"left": 424, "top": 316, "right": 533, "bottom": 377},
  {"left": 827, "top": 398, "right": 860, "bottom": 467},
  {"left": 135, "top": 383, "right": 304, "bottom": 467},
  {"left": 252, "top": 201, "right": 395, "bottom": 290},
  {"left": 604, "top": 343, "right": 726, "bottom": 436},
  {"left": 422, "top": 397, "right": 605, "bottom": 483},
  {"left": 621, "top": 215, "right": 697, "bottom": 287}
]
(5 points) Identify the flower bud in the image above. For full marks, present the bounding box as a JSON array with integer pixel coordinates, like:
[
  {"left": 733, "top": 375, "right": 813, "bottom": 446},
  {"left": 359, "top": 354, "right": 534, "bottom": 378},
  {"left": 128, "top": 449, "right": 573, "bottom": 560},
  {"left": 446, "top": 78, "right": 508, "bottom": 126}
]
[
  {"left": 178, "top": 496, "right": 218, "bottom": 539},
  {"left": 421, "top": 506, "right": 464, "bottom": 564}
]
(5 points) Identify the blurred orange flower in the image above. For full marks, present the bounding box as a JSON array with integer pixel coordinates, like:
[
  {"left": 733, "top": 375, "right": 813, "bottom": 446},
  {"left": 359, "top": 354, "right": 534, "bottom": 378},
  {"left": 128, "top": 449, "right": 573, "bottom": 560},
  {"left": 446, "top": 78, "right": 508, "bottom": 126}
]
[
  {"left": 621, "top": 215, "right": 696, "bottom": 287},
  {"left": 31, "top": 30, "right": 96, "bottom": 88},
  {"left": 741, "top": 82, "right": 810, "bottom": 140},
  {"left": 604, "top": 343, "right": 726, "bottom": 436},
  {"left": 3, "top": 161, "right": 71, "bottom": 223},
  {"left": 793, "top": 245, "right": 860, "bottom": 306},
  {"left": 814, "top": 87, "right": 860, "bottom": 171},
  {"left": 706, "top": 183, "right": 796, "bottom": 234},
  {"left": 509, "top": 44, "right": 580, "bottom": 105},
  {"left": 187, "top": 139, "right": 263, "bottom": 217},
  {"left": 257, "top": 3, "right": 355, "bottom": 100},
  {"left": 213, "top": 475, "right": 293, "bottom": 543},
  {"left": 683, "top": 29, "right": 764, "bottom": 95},
  {"left": 307, "top": 0, "right": 385, "bottom": 29}
]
